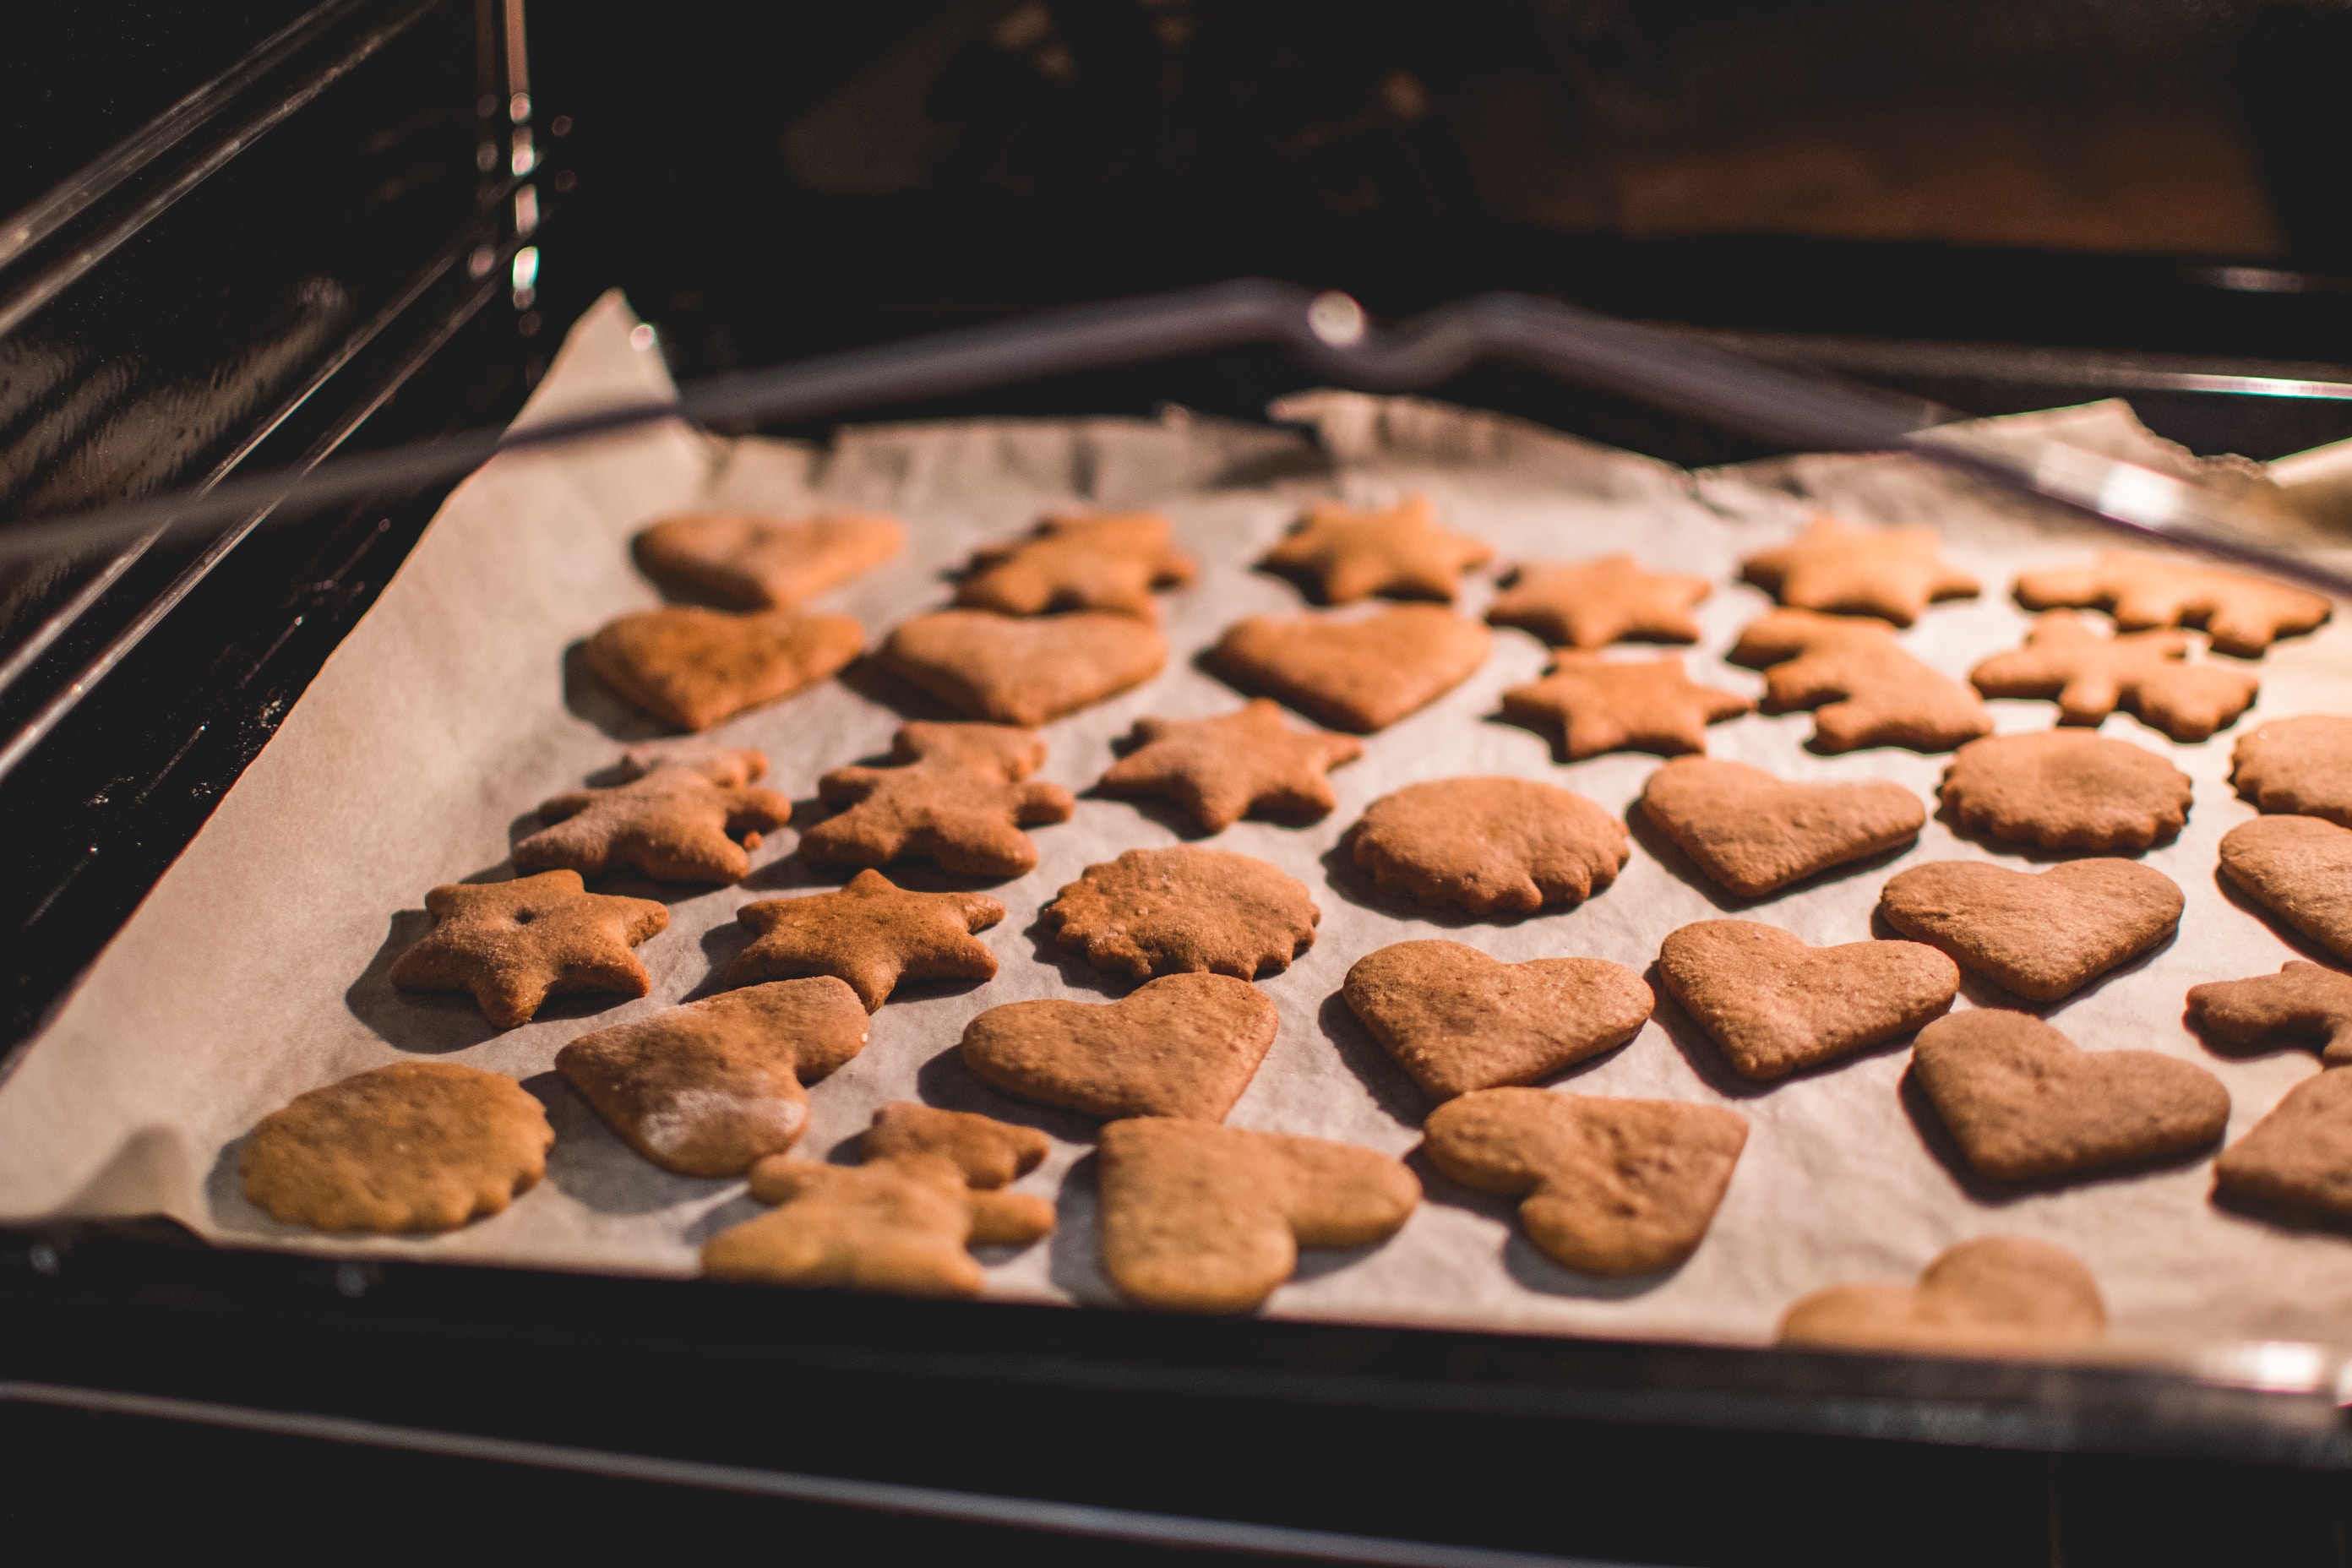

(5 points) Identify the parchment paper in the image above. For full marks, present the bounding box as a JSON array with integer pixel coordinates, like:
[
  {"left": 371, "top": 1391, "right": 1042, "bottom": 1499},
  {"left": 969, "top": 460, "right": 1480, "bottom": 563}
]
[{"left": 8, "top": 289, "right": 2352, "bottom": 1353}]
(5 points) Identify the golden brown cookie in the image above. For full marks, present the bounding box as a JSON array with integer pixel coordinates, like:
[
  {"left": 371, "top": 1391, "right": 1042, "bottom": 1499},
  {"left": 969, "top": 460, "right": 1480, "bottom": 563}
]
[
  {"left": 1096, "top": 1118, "right": 1420, "bottom": 1313},
  {"left": 879, "top": 609, "right": 1167, "bottom": 727},
  {"left": 961, "top": 973, "right": 1280, "bottom": 1121},
  {"left": 1342, "top": 940, "right": 1653, "bottom": 1100},
  {"left": 728, "top": 869, "right": 1005, "bottom": 1010},
  {"left": 2015, "top": 550, "right": 2330, "bottom": 656},
  {"left": 1877, "top": 859, "right": 2184, "bottom": 1003},
  {"left": 953, "top": 513, "right": 1195, "bottom": 618},
  {"left": 2217, "top": 814, "right": 2352, "bottom": 964},
  {"left": 1639, "top": 757, "right": 1924, "bottom": 899},
  {"left": 555, "top": 978, "right": 870, "bottom": 1176},
  {"left": 1740, "top": 514, "right": 1979, "bottom": 625},
  {"left": 1257, "top": 494, "right": 1493, "bottom": 604},
  {"left": 2187, "top": 962, "right": 2352, "bottom": 1065},
  {"left": 1421, "top": 1088, "right": 1747, "bottom": 1274},
  {"left": 2231, "top": 716, "right": 2352, "bottom": 827},
  {"left": 583, "top": 605, "right": 865, "bottom": 732},
  {"left": 1499, "top": 654, "right": 1752, "bottom": 761},
  {"left": 1096, "top": 700, "right": 1364, "bottom": 833},
  {"left": 1912, "top": 1010, "right": 2229, "bottom": 1182},
  {"left": 239, "top": 1062, "right": 553, "bottom": 1233},
  {"left": 1208, "top": 606, "right": 1490, "bottom": 732},
  {"left": 1046, "top": 847, "right": 1319, "bottom": 981},
  {"left": 630, "top": 510, "right": 903, "bottom": 608},
  {"left": 798, "top": 721, "right": 1074, "bottom": 879},
  {"left": 1938, "top": 731, "right": 2192, "bottom": 852},
  {"left": 1968, "top": 613, "right": 2259, "bottom": 743},
  {"left": 1656, "top": 920, "right": 1958, "bottom": 1081},
  {"left": 1729, "top": 609, "right": 1992, "bottom": 752},
  {"left": 703, "top": 1152, "right": 1054, "bottom": 1297},
  {"left": 2213, "top": 1068, "right": 2352, "bottom": 1222},
  {"left": 1348, "top": 776, "right": 1629, "bottom": 917},
  {"left": 1485, "top": 556, "right": 1711, "bottom": 648},
  {"left": 860, "top": 1101, "right": 1050, "bottom": 1188},
  {"left": 514, "top": 768, "right": 792, "bottom": 885},
  {"left": 615, "top": 739, "right": 767, "bottom": 786},
  {"left": 388, "top": 870, "right": 669, "bottom": 1028},
  {"left": 1778, "top": 1236, "right": 2105, "bottom": 1357}
]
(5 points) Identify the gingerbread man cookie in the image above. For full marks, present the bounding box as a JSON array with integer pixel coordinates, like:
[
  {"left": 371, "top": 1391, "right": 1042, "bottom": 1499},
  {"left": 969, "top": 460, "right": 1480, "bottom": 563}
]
[
  {"left": 1047, "top": 847, "right": 1319, "bottom": 981},
  {"left": 728, "top": 869, "right": 1004, "bottom": 1010},
  {"left": 389, "top": 870, "right": 668, "bottom": 1028},
  {"left": 1500, "top": 654, "right": 1751, "bottom": 761},
  {"left": 1209, "top": 606, "right": 1490, "bottom": 732},
  {"left": 954, "top": 513, "right": 1195, "bottom": 618},
  {"left": 1096, "top": 700, "right": 1364, "bottom": 833},
  {"left": 1968, "top": 613, "right": 2258, "bottom": 743},
  {"left": 514, "top": 761, "right": 792, "bottom": 885},
  {"left": 1730, "top": 609, "right": 1992, "bottom": 752},
  {"left": 1342, "top": 940, "right": 1653, "bottom": 1100},
  {"left": 2188, "top": 962, "right": 2352, "bottom": 1065},
  {"left": 1639, "top": 757, "right": 1924, "bottom": 899},
  {"left": 961, "top": 972, "right": 1280, "bottom": 1122},
  {"left": 799, "top": 721, "right": 1075, "bottom": 879},
  {"left": 1779, "top": 1237, "right": 2105, "bottom": 1356},
  {"left": 583, "top": 605, "right": 865, "bottom": 732},
  {"left": 1740, "top": 514, "right": 1979, "bottom": 625},
  {"left": 879, "top": 609, "right": 1167, "bottom": 727},
  {"left": 1657, "top": 921, "right": 1958, "bottom": 1081},
  {"left": 1485, "top": 556, "right": 1710, "bottom": 648},
  {"left": 2015, "top": 550, "right": 2330, "bottom": 656},
  {"left": 631, "top": 510, "right": 903, "bottom": 608},
  {"left": 1258, "top": 494, "right": 1492, "bottom": 603},
  {"left": 1939, "top": 731, "right": 2192, "bottom": 852},
  {"left": 2231, "top": 716, "right": 2352, "bottom": 827},
  {"left": 1348, "top": 776, "right": 1628, "bottom": 917}
]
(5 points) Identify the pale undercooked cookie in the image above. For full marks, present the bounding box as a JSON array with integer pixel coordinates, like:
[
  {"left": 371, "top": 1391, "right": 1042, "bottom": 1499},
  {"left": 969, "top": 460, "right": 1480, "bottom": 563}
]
[
  {"left": 1968, "top": 612, "right": 2257, "bottom": 743},
  {"left": 1639, "top": 757, "right": 1923, "bottom": 899},
  {"left": 2232, "top": 716, "right": 2352, "bottom": 827},
  {"left": 1420, "top": 1088, "right": 1747, "bottom": 1274},
  {"left": 1499, "top": 654, "right": 1751, "bottom": 760},
  {"left": 1938, "top": 731, "right": 2192, "bottom": 852},
  {"left": 1096, "top": 700, "right": 1364, "bottom": 832},
  {"left": 1485, "top": 555, "right": 1710, "bottom": 648},
  {"left": 1047, "top": 847, "right": 1319, "bottom": 981},
  {"left": 728, "top": 868, "right": 1004, "bottom": 1010},
  {"left": 961, "top": 972, "right": 1280, "bottom": 1121},
  {"left": 1877, "top": 859, "right": 2183, "bottom": 1003},
  {"left": 555, "top": 977, "right": 869, "bottom": 1176},
  {"left": 1258, "top": 494, "right": 1493, "bottom": 603},
  {"left": 861, "top": 1101, "right": 1050, "bottom": 1189},
  {"left": 2213, "top": 1068, "right": 2352, "bottom": 1222},
  {"left": 2015, "top": 550, "right": 2330, "bottom": 656},
  {"left": 1096, "top": 1117, "right": 1420, "bottom": 1313},
  {"left": 388, "top": 869, "right": 669, "bottom": 1028},
  {"left": 2218, "top": 815, "right": 2352, "bottom": 964},
  {"left": 798, "top": 721, "right": 1074, "bottom": 879},
  {"left": 1911, "top": 1010, "right": 2229, "bottom": 1182},
  {"left": 1208, "top": 605, "right": 1490, "bottom": 732},
  {"left": 879, "top": 609, "right": 1167, "bottom": 727},
  {"left": 1778, "top": 1236, "right": 2105, "bottom": 1357},
  {"left": 583, "top": 605, "right": 865, "bottom": 732},
  {"left": 631, "top": 510, "right": 903, "bottom": 608},
  {"left": 953, "top": 512, "right": 1195, "bottom": 617},
  {"left": 514, "top": 763, "right": 792, "bottom": 884},
  {"left": 2187, "top": 962, "right": 2352, "bottom": 1065},
  {"left": 1342, "top": 940, "right": 1653, "bottom": 1100},
  {"left": 1656, "top": 921, "right": 1958, "bottom": 1081},
  {"left": 1348, "top": 776, "right": 1628, "bottom": 917},
  {"left": 1729, "top": 609, "right": 1992, "bottom": 752},
  {"left": 1740, "top": 514, "right": 1979, "bottom": 626},
  {"left": 705, "top": 1128, "right": 1055, "bottom": 1298},
  {"left": 240, "top": 1062, "right": 553, "bottom": 1233}
]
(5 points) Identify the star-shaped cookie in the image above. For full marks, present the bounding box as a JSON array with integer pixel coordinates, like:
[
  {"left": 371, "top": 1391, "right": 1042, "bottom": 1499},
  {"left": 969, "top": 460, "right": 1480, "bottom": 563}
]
[
  {"left": 388, "top": 869, "right": 670, "bottom": 1028},
  {"left": 1968, "top": 612, "right": 2259, "bottom": 742},
  {"left": 1500, "top": 654, "right": 1751, "bottom": 760},
  {"left": 1740, "top": 514, "right": 1979, "bottom": 626},
  {"left": 1485, "top": 556, "right": 1712, "bottom": 648},
  {"left": 727, "top": 868, "right": 1006, "bottom": 1010},
  {"left": 798, "top": 721, "right": 1075, "bottom": 879},
  {"left": 1096, "top": 700, "right": 1364, "bottom": 832},
  {"left": 1257, "top": 494, "right": 1494, "bottom": 603},
  {"left": 514, "top": 760, "right": 793, "bottom": 884},
  {"left": 954, "top": 513, "right": 1196, "bottom": 618}
]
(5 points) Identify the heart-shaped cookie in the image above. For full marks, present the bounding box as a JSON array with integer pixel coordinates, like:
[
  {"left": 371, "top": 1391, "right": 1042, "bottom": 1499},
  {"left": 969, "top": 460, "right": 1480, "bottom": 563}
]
[
  {"left": 1640, "top": 757, "right": 1924, "bottom": 898},
  {"left": 959, "top": 972, "right": 1279, "bottom": 1121},
  {"left": 1912, "top": 1010, "right": 2228, "bottom": 1182},
  {"left": 2213, "top": 1066, "right": 2352, "bottom": 1222},
  {"left": 1342, "top": 940, "right": 1653, "bottom": 1099},
  {"left": 1656, "top": 921, "right": 1958, "bottom": 1081},
  {"left": 584, "top": 606, "right": 866, "bottom": 732},
  {"left": 1421, "top": 1087, "right": 1747, "bottom": 1274},
  {"left": 880, "top": 609, "right": 1167, "bottom": 727},
  {"left": 1778, "top": 1236, "right": 2106, "bottom": 1356},
  {"left": 1878, "top": 859, "right": 2183, "bottom": 1003},
  {"left": 2219, "top": 815, "right": 2352, "bottom": 964},
  {"left": 1208, "top": 605, "right": 1490, "bottom": 732}
]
